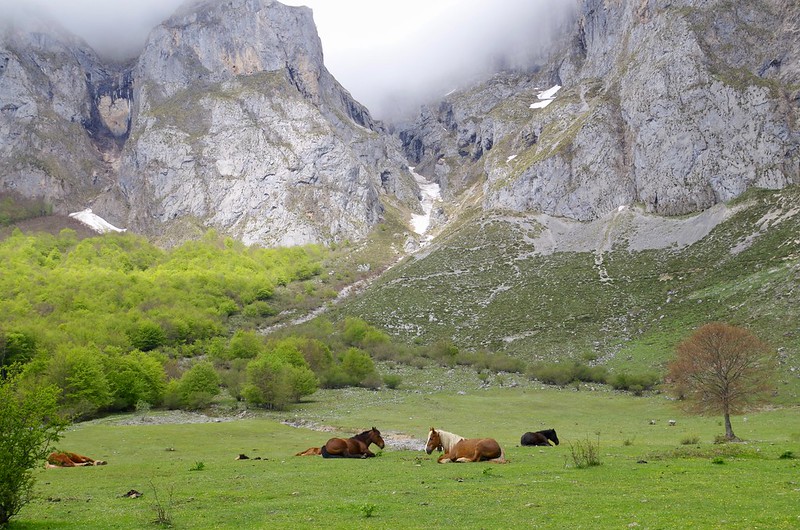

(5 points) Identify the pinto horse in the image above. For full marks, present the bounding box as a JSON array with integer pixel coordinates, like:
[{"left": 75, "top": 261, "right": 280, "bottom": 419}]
[
  {"left": 425, "top": 427, "right": 506, "bottom": 464},
  {"left": 520, "top": 428, "right": 559, "bottom": 447},
  {"left": 320, "top": 427, "right": 385, "bottom": 458}
]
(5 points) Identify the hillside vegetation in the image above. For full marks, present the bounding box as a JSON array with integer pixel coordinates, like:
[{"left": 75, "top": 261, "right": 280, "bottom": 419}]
[{"left": 340, "top": 186, "right": 800, "bottom": 403}]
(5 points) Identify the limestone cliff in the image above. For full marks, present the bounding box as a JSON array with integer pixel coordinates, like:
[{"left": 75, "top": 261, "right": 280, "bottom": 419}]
[
  {"left": 1, "top": 0, "right": 418, "bottom": 246},
  {"left": 398, "top": 0, "right": 800, "bottom": 221}
]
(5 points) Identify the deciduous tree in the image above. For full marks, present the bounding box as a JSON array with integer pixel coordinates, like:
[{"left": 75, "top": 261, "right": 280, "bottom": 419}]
[
  {"left": 667, "top": 322, "right": 775, "bottom": 441},
  {"left": 0, "top": 367, "right": 66, "bottom": 526}
]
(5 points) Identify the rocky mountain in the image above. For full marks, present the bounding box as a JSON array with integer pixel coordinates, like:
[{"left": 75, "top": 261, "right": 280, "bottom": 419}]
[
  {"left": 1, "top": 0, "right": 419, "bottom": 247},
  {"left": 2, "top": 0, "right": 799, "bottom": 249},
  {"left": 398, "top": 0, "right": 800, "bottom": 223}
]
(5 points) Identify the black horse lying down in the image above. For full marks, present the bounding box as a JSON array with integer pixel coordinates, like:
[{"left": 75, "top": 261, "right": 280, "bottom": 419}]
[{"left": 520, "top": 429, "right": 559, "bottom": 446}]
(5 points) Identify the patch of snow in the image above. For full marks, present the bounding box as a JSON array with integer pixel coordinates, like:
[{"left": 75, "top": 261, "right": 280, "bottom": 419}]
[
  {"left": 69, "top": 208, "right": 126, "bottom": 234},
  {"left": 506, "top": 155, "right": 518, "bottom": 163},
  {"left": 530, "top": 84, "right": 561, "bottom": 110},
  {"left": 409, "top": 167, "right": 441, "bottom": 240},
  {"left": 537, "top": 85, "right": 561, "bottom": 100}
]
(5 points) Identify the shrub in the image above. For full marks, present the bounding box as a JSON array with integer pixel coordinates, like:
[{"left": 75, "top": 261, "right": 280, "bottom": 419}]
[
  {"left": 609, "top": 371, "right": 660, "bottom": 395},
  {"left": 177, "top": 361, "right": 221, "bottom": 409},
  {"left": 567, "top": 435, "right": 602, "bottom": 469},
  {"left": 383, "top": 374, "right": 402, "bottom": 389},
  {"left": 104, "top": 351, "right": 166, "bottom": 410},
  {"left": 128, "top": 321, "right": 167, "bottom": 352},
  {"left": 47, "top": 346, "right": 112, "bottom": 419},
  {"left": 242, "top": 353, "right": 318, "bottom": 410},
  {"left": 0, "top": 331, "right": 38, "bottom": 368},
  {"left": 681, "top": 435, "right": 701, "bottom": 445},
  {"left": 340, "top": 347, "right": 378, "bottom": 386},
  {"left": 0, "top": 368, "right": 66, "bottom": 526},
  {"left": 228, "top": 330, "right": 265, "bottom": 360}
]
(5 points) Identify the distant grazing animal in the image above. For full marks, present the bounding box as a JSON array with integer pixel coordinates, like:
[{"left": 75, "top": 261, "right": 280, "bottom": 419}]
[
  {"left": 47, "top": 451, "right": 107, "bottom": 468},
  {"left": 520, "top": 429, "right": 559, "bottom": 447},
  {"left": 320, "top": 427, "right": 385, "bottom": 458},
  {"left": 425, "top": 427, "right": 506, "bottom": 464}
]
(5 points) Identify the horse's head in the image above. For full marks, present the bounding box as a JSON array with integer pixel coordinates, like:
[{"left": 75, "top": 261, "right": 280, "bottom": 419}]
[
  {"left": 426, "top": 427, "right": 442, "bottom": 455},
  {"left": 548, "top": 429, "right": 560, "bottom": 445},
  {"left": 367, "top": 427, "right": 385, "bottom": 449}
]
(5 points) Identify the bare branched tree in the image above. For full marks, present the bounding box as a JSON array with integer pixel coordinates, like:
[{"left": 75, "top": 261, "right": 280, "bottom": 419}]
[{"left": 667, "top": 322, "right": 776, "bottom": 441}]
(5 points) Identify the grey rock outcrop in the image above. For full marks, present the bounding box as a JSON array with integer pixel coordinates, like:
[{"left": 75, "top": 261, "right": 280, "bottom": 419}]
[
  {"left": 1, "top": 0, "right": 419, "bottom": 246},
  {"left": 399, "top": 0, "right": 800, "bottom": 221}
]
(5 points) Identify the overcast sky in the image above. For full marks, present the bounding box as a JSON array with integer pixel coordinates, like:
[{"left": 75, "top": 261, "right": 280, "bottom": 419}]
[{"left": 3, "top": 0, "right": 576, "bottom": 118}]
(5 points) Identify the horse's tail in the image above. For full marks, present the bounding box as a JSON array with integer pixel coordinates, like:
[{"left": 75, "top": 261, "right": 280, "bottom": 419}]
[{"left": 490, "top": 446, "right": 508, "bottom": 464}]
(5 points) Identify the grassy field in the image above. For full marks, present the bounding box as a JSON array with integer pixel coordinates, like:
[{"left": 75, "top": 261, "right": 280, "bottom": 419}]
[{"left": 14, "top": 367, "right": 800, "bottom": 529}]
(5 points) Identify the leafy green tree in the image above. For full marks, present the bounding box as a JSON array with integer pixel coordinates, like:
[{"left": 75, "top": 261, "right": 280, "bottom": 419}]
[
  {"left": 340, "top": 347, "right": 378, "bottom": 386},
  {"left": 0, "top": 331, "right": 38, "bottom": 368},
  {"left": 668, "top": 322, "right": 776, "bottom": 441},
  {"left": 228, "top": 330, "right": 265, "bottom": 360},
  {"left": 46, "top": 347, "right": 112, "bottom": 419},
  {"left": 242, "top": 353, "right": 317, "bottom": 410},
  {"left": 105, "top": 351, "right": 166, "bottom": 410},
  {"left": 177, "top": 361, "right": 221, "bottom": 409},
  {"left": 0, "top": 367, "right": 66, "bottom": 526},
  {"left": 128, "top": 321, "right": 167, "bottom": 352}
]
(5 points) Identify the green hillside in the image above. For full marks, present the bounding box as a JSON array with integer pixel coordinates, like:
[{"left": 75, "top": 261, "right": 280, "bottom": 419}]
[{"left": 339, "top": 187, "right": 800, "bottom": 402}]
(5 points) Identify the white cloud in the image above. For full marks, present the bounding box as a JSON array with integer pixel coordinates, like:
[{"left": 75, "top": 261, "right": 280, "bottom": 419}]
[{"left": 1, "top": 0, "right": 576, "bottom": 118}]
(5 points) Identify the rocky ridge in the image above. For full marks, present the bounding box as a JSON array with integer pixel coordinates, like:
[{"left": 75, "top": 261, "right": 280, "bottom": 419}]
[
  {"left": 398, "top": 0, "right": 800, "bottom": 224},
  {"left": 1, "top": 0, "right": 419, "bottom": 247}
]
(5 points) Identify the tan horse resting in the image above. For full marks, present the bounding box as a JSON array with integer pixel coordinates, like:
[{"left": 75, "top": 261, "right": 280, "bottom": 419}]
[
  {"left": 425, "top": 427, "right": 506, "bottom": 464},
  {"left": 47, "top": 451, "right": 107, "bottom": 468}
]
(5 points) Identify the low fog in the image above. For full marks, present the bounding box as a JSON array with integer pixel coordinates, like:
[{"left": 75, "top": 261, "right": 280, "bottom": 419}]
[{"left": 2, "top": 0, "right": 577, "bottom": 119}]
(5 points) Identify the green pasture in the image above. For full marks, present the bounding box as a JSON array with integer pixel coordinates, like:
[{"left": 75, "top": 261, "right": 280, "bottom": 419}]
[{"left": 14, "top": 372, "right": 800, "bottom": 529}]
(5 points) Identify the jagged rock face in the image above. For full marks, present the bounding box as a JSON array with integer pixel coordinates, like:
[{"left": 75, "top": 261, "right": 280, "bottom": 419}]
[
  {"left": 0, "top": 14, "right": 119, "bottom": 210},
  {"left": 115, "top": 0, "right": 418, "bottom": 246},
  {"left": 399, "top": 0, "right": 800, "bottom": 221},
  {"left": 1, "top": 0, "right": 418, "bottom": 247}
]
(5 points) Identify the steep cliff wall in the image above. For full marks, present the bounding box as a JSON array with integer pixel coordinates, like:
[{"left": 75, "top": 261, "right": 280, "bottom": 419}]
[
  {"left": 399, "top": 0, "right": 800, "bottom": 221},
  {"left": 1, "top": 0, "right": 418, "bottom": 246}
]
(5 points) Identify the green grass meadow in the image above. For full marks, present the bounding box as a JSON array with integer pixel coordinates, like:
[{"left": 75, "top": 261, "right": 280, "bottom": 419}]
[{"left": 14, "top": 372, "right": 800, "bottom": 529}]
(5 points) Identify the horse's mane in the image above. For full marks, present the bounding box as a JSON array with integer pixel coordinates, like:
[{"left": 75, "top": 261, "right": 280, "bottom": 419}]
[{"left": 429, "top": 428, "right": 464, "bottom": 452}]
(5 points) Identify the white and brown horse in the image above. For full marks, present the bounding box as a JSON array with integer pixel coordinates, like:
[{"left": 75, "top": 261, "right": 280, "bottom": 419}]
[{"left": 425, "top": 427, "right": 506, "bottom": 463}]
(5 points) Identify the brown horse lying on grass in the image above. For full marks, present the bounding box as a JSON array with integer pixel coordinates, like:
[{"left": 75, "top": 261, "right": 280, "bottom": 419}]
[
  {"left": 321, "top": 427, "right": 385, "bottom": 458},
  {"left": 425, "top": 427, "right": 506, "bottom": 463},
  {"left": 47, "top": 451, "right": 107, "bottom": 468}
]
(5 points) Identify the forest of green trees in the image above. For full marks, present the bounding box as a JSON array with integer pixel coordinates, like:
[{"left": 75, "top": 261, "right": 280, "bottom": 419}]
[
  {"left": 0, "top": 228, "right": 400, "bottom": 417},
  {"left": 1, "top": 227, "right": 659, "bottom": 421}
]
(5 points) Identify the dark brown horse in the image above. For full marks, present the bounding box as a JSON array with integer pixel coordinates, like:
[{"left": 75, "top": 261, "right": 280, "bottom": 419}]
[
  {"left": 425, "top": 427, "right": 506, "bottom": 463},
  {"left": 520, "top": 428, "right": 559, "bottom": 446},
  {"left": 321, "top": 427, "right": 385, "bottom": 458}
]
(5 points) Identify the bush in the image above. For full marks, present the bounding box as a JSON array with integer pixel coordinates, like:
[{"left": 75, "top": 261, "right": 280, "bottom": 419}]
[
  {"left": 609, "top": 371, "right": 660, "bottom": 395},
  {"left": 177, "top": 361, "right": 221, "bottom": 409},
  {"left": 383, "top": 374, "right": 402, "bottom": 389},
  {"left": 568, "top": 435, "right": 602, "bottom": 469},
  {"left": 340, "top": 347, "right": 378, "bottom": 386},
  {"left": 0, "top": 367, "right": 66, "bottom": 526},
  {"left": 128, "top": 321, "right": 167, "bottom": 352},
  {"left": 0, "top": 331, "right": 38, "bottom": 368},
  {"left": 242, "top": 353, "right": 318, "bottom": 410},
  {"left": 104, "top": 351, "right": 166, "bottom": 410},
  {"left": 228, "top": 330, "right": 265, "bottom": 360},
  {"left": 47, "top": 346, "right": 112, "bottom": 419}
]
